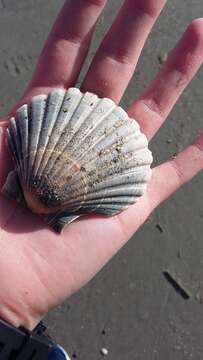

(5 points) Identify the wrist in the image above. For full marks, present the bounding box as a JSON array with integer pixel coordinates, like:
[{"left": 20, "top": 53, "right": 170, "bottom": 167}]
[{"left": 0, "top": 304, "right": 41, "bottom": 330}]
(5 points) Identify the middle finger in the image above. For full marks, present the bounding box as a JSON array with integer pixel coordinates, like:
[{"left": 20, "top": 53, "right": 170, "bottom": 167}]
[{"left": 82, "top": 0, "right": 166, "bottom": 102}]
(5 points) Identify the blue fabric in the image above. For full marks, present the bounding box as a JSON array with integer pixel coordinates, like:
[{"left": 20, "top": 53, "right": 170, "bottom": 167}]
[{"left": 48, "top": 345, "right": 70, "bottom": 360}]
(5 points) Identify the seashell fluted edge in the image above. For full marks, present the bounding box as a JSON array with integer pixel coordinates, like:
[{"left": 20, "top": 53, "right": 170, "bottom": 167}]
[{"left": 1, "top": 87, "right": 153, "bottom": 233}]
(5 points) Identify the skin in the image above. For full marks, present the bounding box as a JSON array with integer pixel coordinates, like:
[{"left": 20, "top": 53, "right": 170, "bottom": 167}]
[{"left": 0, "top": 0, "right": 202, "bottom": 330}]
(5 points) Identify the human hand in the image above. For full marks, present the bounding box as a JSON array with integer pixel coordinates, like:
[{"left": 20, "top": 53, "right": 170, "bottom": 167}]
[{"left": 0, "top": 0, "right": 202, "bottom": 330}]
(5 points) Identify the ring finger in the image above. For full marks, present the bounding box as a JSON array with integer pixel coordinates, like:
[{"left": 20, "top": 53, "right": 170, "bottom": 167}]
[{"left": 129, "top": 18, "right": 203, "bottom": 139}]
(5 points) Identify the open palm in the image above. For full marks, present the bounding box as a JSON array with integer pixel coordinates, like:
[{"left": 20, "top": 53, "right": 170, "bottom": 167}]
[{"left": 0, "top": 0, "right": 203, "bottom": 330}]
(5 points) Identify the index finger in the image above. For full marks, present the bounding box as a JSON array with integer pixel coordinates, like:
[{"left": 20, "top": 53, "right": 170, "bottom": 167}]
[
  {"left": 3, "top": 0, "right": 108, "bottom": 121},
  {"left": 27, "top": 0, "right": 108, "bottom": 91}
]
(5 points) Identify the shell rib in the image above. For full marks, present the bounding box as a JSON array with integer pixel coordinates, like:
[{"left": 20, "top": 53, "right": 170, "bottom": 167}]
[{"left": 2, "top": 88, "right": 153, "bottom": 233}]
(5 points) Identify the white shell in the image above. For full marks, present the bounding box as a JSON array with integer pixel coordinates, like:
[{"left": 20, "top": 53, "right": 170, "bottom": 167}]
[{"left": 2, "top": 88, "right": 153, "bottom": 233}]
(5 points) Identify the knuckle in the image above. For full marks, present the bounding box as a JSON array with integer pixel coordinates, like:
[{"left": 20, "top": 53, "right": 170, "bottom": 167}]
[
  {"left": 99, "top": 46, "right": 133, "bottom": 66},
  {"left": 193, "top": 141, "right": 203, "bottom": 154},
  {"left": 171, "top": 159, "right": 184, "bottom": 185},
  {"left": 80, "top": 0, "right": 106, "bottom": 6}
]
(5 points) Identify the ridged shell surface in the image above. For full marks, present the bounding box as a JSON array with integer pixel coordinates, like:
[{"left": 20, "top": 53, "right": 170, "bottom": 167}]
[{"left": 3, "top": 88, "right": 153, "bottom": 232}]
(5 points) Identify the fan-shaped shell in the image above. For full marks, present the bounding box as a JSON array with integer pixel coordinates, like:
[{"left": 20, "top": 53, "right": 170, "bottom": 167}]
[{"left": 2, "top": 88, "right": 153, "bottom": 233}]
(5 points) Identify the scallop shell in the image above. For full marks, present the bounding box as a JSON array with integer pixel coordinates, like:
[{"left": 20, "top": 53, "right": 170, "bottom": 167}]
[{"left": 2, "top": 88, "right": 153, "bottom": 233}]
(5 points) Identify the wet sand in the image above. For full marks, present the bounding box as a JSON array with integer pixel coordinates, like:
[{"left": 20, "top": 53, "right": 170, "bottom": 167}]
[{"left": 0, "top": 1, "right": 203, "bottom": 359}]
